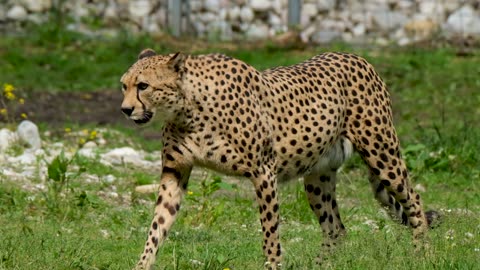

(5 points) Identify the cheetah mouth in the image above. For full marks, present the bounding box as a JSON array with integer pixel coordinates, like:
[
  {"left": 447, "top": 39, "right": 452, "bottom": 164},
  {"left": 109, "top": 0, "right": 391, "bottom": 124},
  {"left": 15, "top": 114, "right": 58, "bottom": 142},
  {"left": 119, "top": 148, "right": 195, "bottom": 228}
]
[{"left": 133, "top": 111, "right": 153, "bottom": 125}]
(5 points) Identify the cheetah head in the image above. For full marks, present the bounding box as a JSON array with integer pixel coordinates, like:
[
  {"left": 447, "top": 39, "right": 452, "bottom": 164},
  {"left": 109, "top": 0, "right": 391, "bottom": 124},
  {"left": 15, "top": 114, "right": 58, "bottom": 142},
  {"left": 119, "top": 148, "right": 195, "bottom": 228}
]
[{"left": 120, "top": 49, "right": 186, "bottom": 125}]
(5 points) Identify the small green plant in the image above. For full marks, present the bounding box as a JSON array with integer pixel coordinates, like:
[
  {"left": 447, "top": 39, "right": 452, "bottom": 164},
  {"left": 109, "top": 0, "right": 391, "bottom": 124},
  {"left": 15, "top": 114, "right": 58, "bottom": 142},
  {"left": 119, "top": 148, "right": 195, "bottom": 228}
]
[
  {"left": 44, "top": 151, "right": 89, "bottom": 217},
  {"left": 44, "top": 151, "right": 71, "bottom": 214},
  {"left": 185, "top": 175, "right": 236, "bottom": 226},
  {"left": 403, "top": 143, "right": 453, "bottom": 173}
]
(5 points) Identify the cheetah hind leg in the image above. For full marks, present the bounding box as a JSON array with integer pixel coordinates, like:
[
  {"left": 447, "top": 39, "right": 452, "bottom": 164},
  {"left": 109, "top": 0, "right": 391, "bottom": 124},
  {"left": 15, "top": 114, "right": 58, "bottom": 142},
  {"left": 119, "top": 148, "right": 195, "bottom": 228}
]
[
  {"left": 369, "top": 173, "right": 441, "bottom": 229},
  {"left": 304, "top": 137, "right": 353, "bottom": 264}
]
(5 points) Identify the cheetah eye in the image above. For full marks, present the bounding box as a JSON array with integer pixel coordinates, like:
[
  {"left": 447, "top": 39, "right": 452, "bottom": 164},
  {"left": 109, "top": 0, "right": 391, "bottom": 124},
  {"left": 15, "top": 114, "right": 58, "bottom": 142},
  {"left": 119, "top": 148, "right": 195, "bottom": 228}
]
[
  {"left": 137, "top": 82, "right": 149, "bottom": 91},
  {"left": 122, "top": 83, "right": 127, "bottom": 91}
]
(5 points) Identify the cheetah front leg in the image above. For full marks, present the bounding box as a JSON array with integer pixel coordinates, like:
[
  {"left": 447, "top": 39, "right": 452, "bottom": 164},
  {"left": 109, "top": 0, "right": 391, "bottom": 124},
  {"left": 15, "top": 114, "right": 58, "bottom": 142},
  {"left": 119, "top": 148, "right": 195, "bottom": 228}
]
[
  {"left": 135, "top": 163, "right": 192, "bottom": 270},
  {"left": 252, "top": 167, "right": 282, "bottom": 270}
]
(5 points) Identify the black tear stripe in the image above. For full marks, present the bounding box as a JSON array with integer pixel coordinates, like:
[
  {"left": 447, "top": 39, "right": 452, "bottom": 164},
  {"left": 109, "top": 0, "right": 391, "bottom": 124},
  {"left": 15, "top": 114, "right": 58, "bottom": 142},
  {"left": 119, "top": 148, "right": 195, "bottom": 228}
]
[
  {"left": 163, "top": 166, "right": 182, "bottom": 180},
  {"left": 136, "top": 87, "right": 147, "bottom": 111}
]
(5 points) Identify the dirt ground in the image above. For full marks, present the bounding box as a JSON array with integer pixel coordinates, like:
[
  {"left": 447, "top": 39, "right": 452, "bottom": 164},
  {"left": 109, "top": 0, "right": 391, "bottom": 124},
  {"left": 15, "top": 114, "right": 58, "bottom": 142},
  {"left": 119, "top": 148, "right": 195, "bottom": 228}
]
[{"left": 3, "top": 90, "right": 130, "bottom": 127}]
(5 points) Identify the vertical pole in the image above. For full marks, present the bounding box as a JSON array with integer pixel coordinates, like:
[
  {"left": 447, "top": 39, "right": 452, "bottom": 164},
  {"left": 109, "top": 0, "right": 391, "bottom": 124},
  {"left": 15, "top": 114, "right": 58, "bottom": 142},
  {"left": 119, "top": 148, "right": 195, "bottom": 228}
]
[
  {"left": 169, "top": 0, "right": 182, "bottom": 37},
  {"left": 288, "top": 0, "right": 301, "bottom": 29}
]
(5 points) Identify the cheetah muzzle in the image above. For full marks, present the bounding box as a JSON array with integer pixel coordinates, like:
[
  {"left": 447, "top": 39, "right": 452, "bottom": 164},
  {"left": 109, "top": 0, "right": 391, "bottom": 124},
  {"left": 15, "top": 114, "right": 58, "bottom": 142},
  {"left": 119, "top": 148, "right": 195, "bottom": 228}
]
[{"left": 120, "top": 48, "right": 438, "bottom": 270}]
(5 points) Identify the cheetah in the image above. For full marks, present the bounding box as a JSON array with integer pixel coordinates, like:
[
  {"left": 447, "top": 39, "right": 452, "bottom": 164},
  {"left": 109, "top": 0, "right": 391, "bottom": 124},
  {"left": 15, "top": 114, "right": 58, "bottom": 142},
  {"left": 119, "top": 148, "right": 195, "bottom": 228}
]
[{"left": 120, "top": 49, "right": 437, "bottom": 270}]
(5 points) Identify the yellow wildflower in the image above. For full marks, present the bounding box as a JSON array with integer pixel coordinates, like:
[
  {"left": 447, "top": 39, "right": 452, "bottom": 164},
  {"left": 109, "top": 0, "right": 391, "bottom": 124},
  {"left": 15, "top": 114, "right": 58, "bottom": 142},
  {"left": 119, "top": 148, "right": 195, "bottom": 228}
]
[
  {"left": 79, "top": 138, "right": 86, "bottom": 145},
  {"left": 3, "top": 83, "right": 14, "bottom": 93},
  {"left": 18, "top": 98, "right": 25, "bottom": 104},
  {"left": 89, "top": 130, "right": 97, "bottom": 140},
  {"left": 187, "top": 191, "right": 193, "bottom": 195},
  {"left": 4, "top": 91, "right": 15, "bottom": 100},
  {"left": 64, "top": 127, "right": 72, "bottom": 133},
  {"left": 82, "top": 129, "right": 89, "bottom": 135},
  {"left": 0, "top": 108, "right": 6, "bottom": 115},
  {"left": 21, "top": 113, "right": 27, "bottom": 119}
]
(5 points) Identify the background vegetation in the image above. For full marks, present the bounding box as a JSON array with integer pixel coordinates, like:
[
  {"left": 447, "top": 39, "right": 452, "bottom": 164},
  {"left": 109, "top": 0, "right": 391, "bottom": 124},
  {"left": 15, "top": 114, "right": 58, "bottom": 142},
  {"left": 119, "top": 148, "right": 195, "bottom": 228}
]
[{"left": 0, "top": 22, "right": 479, "bottom": 269}]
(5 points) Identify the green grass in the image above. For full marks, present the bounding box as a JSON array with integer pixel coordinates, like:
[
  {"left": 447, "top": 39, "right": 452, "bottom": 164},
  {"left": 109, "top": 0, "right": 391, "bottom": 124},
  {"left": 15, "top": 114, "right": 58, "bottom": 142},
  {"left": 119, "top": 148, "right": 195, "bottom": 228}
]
[{"left": 1, "top": 24, "right": 479, "bottom": 269}]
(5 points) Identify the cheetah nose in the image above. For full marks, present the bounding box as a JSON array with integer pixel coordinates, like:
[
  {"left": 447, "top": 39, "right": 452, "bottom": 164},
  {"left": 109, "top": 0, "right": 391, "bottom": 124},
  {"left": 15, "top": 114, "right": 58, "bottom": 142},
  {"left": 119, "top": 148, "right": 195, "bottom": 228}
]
[{"left": 121, "top": 107, "right": 134, "bottom": 116}]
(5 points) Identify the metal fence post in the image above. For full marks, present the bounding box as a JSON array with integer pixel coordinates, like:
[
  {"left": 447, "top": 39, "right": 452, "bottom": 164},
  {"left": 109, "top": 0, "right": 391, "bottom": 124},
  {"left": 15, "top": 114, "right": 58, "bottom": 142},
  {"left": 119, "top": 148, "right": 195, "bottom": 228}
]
[
  {"left": 288, "top": 0, "right": 301, "bottom": 29},
  {"left": 169, "top": 0, "right": 182, "bottom": 37}
]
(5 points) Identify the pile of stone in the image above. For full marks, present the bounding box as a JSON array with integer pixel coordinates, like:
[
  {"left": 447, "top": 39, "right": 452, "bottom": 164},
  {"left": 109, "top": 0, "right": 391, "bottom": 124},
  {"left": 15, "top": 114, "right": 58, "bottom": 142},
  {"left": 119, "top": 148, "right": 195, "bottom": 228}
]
[
  {"left": 1, "top": 0, "right": 479, "bottom": 45},
  {"left": 0, "top": 120, "right": 162, "bottom": 191}
]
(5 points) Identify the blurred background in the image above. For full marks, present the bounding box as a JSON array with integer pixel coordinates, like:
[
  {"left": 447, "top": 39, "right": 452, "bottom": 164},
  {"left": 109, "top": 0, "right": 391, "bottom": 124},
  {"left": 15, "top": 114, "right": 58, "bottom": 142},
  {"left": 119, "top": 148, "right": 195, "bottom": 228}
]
[{"left": 0, "top": 1, "right": 479, "bottom": 269}]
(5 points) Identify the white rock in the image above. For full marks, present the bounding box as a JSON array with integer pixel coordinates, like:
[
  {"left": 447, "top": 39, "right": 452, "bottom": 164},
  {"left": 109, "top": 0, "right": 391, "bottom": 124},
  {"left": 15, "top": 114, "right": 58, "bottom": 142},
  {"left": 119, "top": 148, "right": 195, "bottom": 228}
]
[
  {"left": 7, "top": 5, "right": 28, "bottom": 21},
  {"left": 199, "top": 12, "right": 217, "bottom": 23},
  {"left": 341, "top": 32, "right": 353, "bottom": 42},
  {"left": 78, "top": 148, "right": 96, "bottom": 159},
  {"left": 268, "top": 13, "right": 282, "bottom": 27},
  {"left": 27, "top": 13, "right": 44, "bottom": 24},
  {"left": 228, "top": 6, "right": 241, "bottom": 21},
  {"left": 21, "top": 166, "right": 38, "bottom": 178},
  {"left": 236, "top": 22, "right": 248, "bottom": 32},
  {"left": 300, "top": 11, "right": 312, "bottom": 27},
  {"left": 192, "top": 21, "right": 206, "bottom": 35},
  {"left": 443, "top": 1, "right": 461, "bottom": 13},
  {"left": 419, "top": 1, "right": 442, "bottom": 15},
  {"left": 311, "top": 30, "right": 341, "bottom": 44},
  {"left": 240, "top": 6, "right": 254, "bottom": 22},
  {"left": 397, "top": 0, "right": 414, "bottom": 10},
  {"left": 129, "top": 0, "right": 151, "bottom": 18},
  {"left": 372, "top": 10, "right": 408, "bottom": 31},
  {"left": 104, "top": 174, "right": 116, "bottom": 183},
  {"left": 83, "top": 141, "right": 97, "bottom": 149},
  {"left": 444, "top": 5, "right": 480, "bottom": 35},
  {"left": 17, "top": 120, "right": 41, "bottom": 150},
  {"left": 205, "top": 0, "right": 221, "bottom": 12},
  {"left": 300, "top": 24, "right": 316, "bottom": 43},
  {"left": 101, "top": 147, "right": 143, "bottom": 166},
  {"left": 352, "top": 23, "right": 366, "bottom": 36},
  {"left": 21, "top": 0, "right": 52, "bottom": 12},
  {"left": 0, "top": 129, "right": 17, "bottom": 152},
  {"left": 302, "top": 3, "right": 318, "bottom": 20},
  {"left": 317, "top": 0, "right": 335, "bottom": 12},
  {"left": 9, "top": 152, "right": 36, "bottom": 165},
  {"left": 52, "top": 142, "right": 64, "bottom": 149},
  {"left": 108, "top": 191, "right": 119, "bottom": 198},
  {"left": 34, "top": 149, "right": 45, "bottom": 157},
  {"left": 146, "top": 21, "right": 162, "bottom": 34},
  {"left": 363, "top": 219, "right": 379, "bottom": 231},
  {"left": 135, "top": 184, "right": 160, "bottom": 194},
  {"left": 219, "top": 8, "right": 228, "bottom": 20},
  {"left": 414, "top": 183, "right": 427, "bottom": 193},
  {"left": 104, "top": 2, "right": 118, "bottom": 21},
  {"left": 397, "top": 37, "right": 411, "bottom": 46},
  {"left": 70, "top": 2, "right": 89, "bottom": 20},
  {"left": 271, "top": 0, "right": 283, "bottom": 15},
  {"left": 246, "top": 22, "right": 270, "bottom": 39},
  {"left": 97, "top": 138, "right": 107, "bottom": 145},
  {"left": 375, "top": 37, "right": 389, "bottom": 46},
  {"left": 250, "top": 0, "right": 272, "bottom": 12},
  {"left": 1, "top": 168, "right": 19, "bottom": 179},
  {"left": 321, "top": 19, "right": 346, "bottom": 31},
  {"left": 189, "top": 0, "right": 203, "bottom": 12},
  {"left": 208, "top": 20, "right": 232, "bottom": 41},
  {"left": 350, "top": 11, "right": 365, "bottom": 25}
]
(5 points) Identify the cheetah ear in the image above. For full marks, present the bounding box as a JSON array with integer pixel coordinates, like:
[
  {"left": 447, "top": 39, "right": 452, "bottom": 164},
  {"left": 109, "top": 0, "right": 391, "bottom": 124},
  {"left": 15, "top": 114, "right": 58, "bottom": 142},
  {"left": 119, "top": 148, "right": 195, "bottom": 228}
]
[
  {"left": 138, "top": 48, "right": 157, "bottom": 60},
  {"left": 167, "top": 52, "right": 185, "bottom": 73}
]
